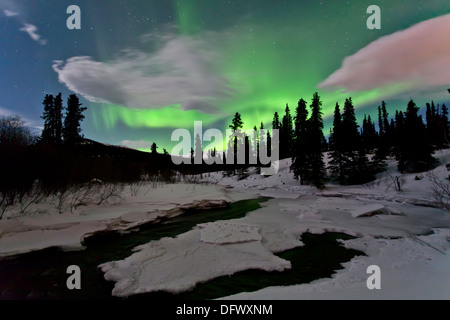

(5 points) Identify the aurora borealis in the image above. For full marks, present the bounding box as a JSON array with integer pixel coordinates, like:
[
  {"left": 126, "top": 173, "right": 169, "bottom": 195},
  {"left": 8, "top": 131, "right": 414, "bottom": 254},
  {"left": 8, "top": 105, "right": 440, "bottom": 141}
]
[{"left": 1, "top": 0, "right": 450, "bottom": 152}]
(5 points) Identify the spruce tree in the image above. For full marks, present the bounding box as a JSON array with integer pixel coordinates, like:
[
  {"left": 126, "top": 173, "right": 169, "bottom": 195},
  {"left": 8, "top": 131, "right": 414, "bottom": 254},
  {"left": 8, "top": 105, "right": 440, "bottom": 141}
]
[
  {"left": 63, "top": 94, "right": 87, "bottom": 144},
  {"left": 397, "top": 100, "right": 435, "bottom": 172},
  {"left": 340, "top": 98, "right": 374, "bottom": 184},
  {"left": 257, "top": 122, "right": 266, "bottom": 173},
  {"left": 341, "top": 98, "right": 361, "bottom": 183},
  {"left": 381, "top": 101, "right": 390, "bottom": 143},
  {"left": 41, "top": 94, "right": 55, "bottom": 143},
  {"left": 53, "top": 93, "right": 63, "bottom": 144},
  {"left": 393, "top": 111, "right": 405, "bottom": 160},
  {"left": 291, "top": 98, "right": 308, "bottom": 184},
  {"left": 229, "top": 112, "right": 244, "bottom": 131},
  {"left": 365, "top": 115, "right": 378, "bottom": 151},
  {"left": 441, "top": 104, "right": 449, "bottom": 145},
  {"left": 272, "top": 112, "right": 281, "bottom": 130},
  {"left": 378, "top": 105, "right": 384, "bottom": 137},
  {"left": 375, "top": 102, "right": 391, "bottom": 162},
  {"left": 328, "top": 103, "right": 345, "bottom": 184},
  {"left": 360, "top": 115, "right": 378, "bottom": 151},
  {"left": 341, "top": 98, "right": 360, "bottom": 152},
  {"left": 281, "top": 104, "right": 294, "bottom": 159},
  {"left": 306, "top": 92, "right": 326, "bottom": 189},
  {"left": 228, "top": 112, "right": 244, "bottom": 167},
  {"left": 41, "top": 93, "right": 63, "bottom": 144},
  {"left": 426, "top": 102, "right": 432, "bottom": 140},
  {"left": 151, "top": 142, "right": 158, "bottom": 155}
]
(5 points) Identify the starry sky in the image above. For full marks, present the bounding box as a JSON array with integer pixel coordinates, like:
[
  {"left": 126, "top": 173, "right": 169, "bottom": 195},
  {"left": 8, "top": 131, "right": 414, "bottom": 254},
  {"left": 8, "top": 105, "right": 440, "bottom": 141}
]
[{"left": 1, "top": 0, "right": 450, "bottom": 152}]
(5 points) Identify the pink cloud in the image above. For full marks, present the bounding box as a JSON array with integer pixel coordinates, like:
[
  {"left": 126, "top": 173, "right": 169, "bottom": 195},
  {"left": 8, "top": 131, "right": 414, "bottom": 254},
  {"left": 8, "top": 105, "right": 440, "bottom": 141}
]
[{"left": 319, "top": 14, "right": 450, "bottom": 93}]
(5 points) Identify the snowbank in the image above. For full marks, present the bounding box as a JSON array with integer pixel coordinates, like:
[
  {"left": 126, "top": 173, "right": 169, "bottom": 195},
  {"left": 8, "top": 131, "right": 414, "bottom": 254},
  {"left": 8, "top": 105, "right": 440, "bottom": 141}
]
[{"left": 0, "top": 184, "right": 254, "bottom": 258}]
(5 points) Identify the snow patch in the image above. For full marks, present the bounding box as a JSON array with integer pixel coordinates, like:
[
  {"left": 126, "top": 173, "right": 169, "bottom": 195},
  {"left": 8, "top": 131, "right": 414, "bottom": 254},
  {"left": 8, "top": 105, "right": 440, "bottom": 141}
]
[
  {"left": 99, "top": 229, "right": 291, "bottom": 297},
  {"left": 199, "top": 222, "right": 262, "bottom": 244}
]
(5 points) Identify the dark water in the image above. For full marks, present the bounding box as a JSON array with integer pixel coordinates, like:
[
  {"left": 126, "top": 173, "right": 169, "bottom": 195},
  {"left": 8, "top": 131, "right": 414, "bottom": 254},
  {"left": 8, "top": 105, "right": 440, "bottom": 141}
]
[{"left": 0, "top": 198, "right": 364, "bottom": 300}]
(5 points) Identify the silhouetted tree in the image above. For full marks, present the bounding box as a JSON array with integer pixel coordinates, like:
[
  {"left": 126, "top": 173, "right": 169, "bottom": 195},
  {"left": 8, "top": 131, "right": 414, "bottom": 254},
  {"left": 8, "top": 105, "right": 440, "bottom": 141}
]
[
  {"left": 328, "top": 103, "right": 345, "bottom": 183},
  {"left": 305, "top": 92, "right": 326, "bottom": 189},
  {"left": 151, "top": 142, "right": 158, "bottom": 155},
  {"left": 280, "top": 104, "right": 294, "bottom": 158},
  {"left": 63, "top": 94, "right": 86, "bottom": 144},
  {"left": 396, "top": 100, "right": 436, "bottom": 172},
  {"left": 291, "top": 98, "right": 308, "bottom": 184},
  {"left": 381, "top": 101, "right": 391, "bottom": 142},
  {"left": 41, "top": 94, "right": 55, "bottom": 143},
  {"left": 330, "top": 98, "right": 376, "bottom": 184},
  {"left": 272, "top": 112, "right": 281, "bottom": 130},
  {"left": 426, "top": 100, "right": 449, "bottom": 149},
  {"left": 441, "top": 103, "right": 449, "bottom": 145},
  {"left": 361, "top": 115, "right": 377, "bottom": 151},
  {"left": 229, "top": 112, "right": 244, "bottom": 131},
  {"left": 341, "top": 98, "right": 360, "bottom": 152},
  {"left": 0, "top": 115, "right": 34, "bottom": 147},
  {"left": 41, "top": 93, "right": 64, "bottom": 144},
  {"left": 340, "top": 98, "right": 362, "bottom": 183},
  {"left": 227, "top": 112, "right": 244, "bottom": 170},
  {"left": 53, "top": 93, "right": 63, "bottom": 144}
]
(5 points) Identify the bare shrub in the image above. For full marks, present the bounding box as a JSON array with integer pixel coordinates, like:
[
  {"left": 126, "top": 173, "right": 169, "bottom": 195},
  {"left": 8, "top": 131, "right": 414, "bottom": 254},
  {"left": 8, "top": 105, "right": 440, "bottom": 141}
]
[
  {"left": 183, "top": 174, "right": 200, "bottom": 184},
  {"left": 385, "top": 172, "right": 403, "bottom": 192},
  {"left": 94, "top": 182, "right": 124, "bottom": 205},
  {"left": 129, "top": 180, "right": 145, "bottom": 197},
  {"left": 68, "top": 183, "right": 96, "bottom": 212},
  {"left": 19, "top": 183, "right": 48, "bottom": 214},
  {"left": 426, "top": 172, "right": 450, "bottom": 209}
]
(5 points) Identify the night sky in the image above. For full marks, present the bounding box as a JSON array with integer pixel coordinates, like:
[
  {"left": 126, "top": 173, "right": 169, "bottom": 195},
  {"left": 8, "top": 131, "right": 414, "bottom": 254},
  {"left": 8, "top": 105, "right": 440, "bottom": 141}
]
[{"left": 1, "top": 0, "right": 450, "bottom": 151}]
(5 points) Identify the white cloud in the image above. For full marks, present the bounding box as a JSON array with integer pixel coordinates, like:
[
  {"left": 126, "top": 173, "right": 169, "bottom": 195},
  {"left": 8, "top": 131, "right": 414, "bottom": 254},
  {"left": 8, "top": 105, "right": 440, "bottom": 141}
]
[
  {"left": 19, "top": 23, "right": 47, "bottom": 45},
  {"left": 121, "top": 140, "right": 153, "bottom": 150},
  {"left": 319, "top": 14, "right": 450, "bottom": 95},
  {"left": 4, "top": 9, "right": 18, "bottom": 17},
  {"left": 52, "top": 33, "right": 229, "bottom": 114}
]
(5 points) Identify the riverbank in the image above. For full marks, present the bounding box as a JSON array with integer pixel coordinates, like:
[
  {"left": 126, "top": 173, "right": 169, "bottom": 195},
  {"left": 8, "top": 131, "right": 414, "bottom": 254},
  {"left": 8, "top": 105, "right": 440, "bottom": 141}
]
[
  {"left": 0, "top": 198, "right": 268, "bottom": 299},
  {"left": 0, "top": 184, "right": 255, "bottom": 258}
]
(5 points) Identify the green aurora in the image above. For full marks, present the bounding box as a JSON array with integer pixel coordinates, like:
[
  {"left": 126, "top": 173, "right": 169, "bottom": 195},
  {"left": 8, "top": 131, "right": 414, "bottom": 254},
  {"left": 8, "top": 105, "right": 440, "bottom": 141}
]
[{"left": 79, "top": 0, "right": 450, "bottom": 151}]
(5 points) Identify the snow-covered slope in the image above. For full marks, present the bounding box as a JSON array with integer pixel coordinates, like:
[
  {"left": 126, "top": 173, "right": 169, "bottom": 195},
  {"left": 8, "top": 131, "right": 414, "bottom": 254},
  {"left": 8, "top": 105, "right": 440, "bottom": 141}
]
[{"left": 202, "top": 149, "right": 450, "bottom": 207}]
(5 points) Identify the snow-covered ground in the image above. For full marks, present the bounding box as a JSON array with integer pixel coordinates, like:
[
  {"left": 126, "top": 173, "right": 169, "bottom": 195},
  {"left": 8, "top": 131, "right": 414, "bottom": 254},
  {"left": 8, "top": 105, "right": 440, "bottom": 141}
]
[
  {"left": 1, "top": 149, "right": 449, "bottom": 299},
  {"left": 0, "top": 184, "right": 253, "bottom": 257},
  {"left": 101, "top": 149, "right": 450, "bottom": 299}
]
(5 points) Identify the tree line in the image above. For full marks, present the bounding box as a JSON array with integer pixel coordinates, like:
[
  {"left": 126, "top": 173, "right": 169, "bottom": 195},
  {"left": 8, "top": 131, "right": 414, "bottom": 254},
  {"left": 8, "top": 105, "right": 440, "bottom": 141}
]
[
  {"left": 203, "top": 91, "right": 449, "bottom": 189},
  {"left": 1, "top": 90, "right": 449, "bottom": 217}
]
